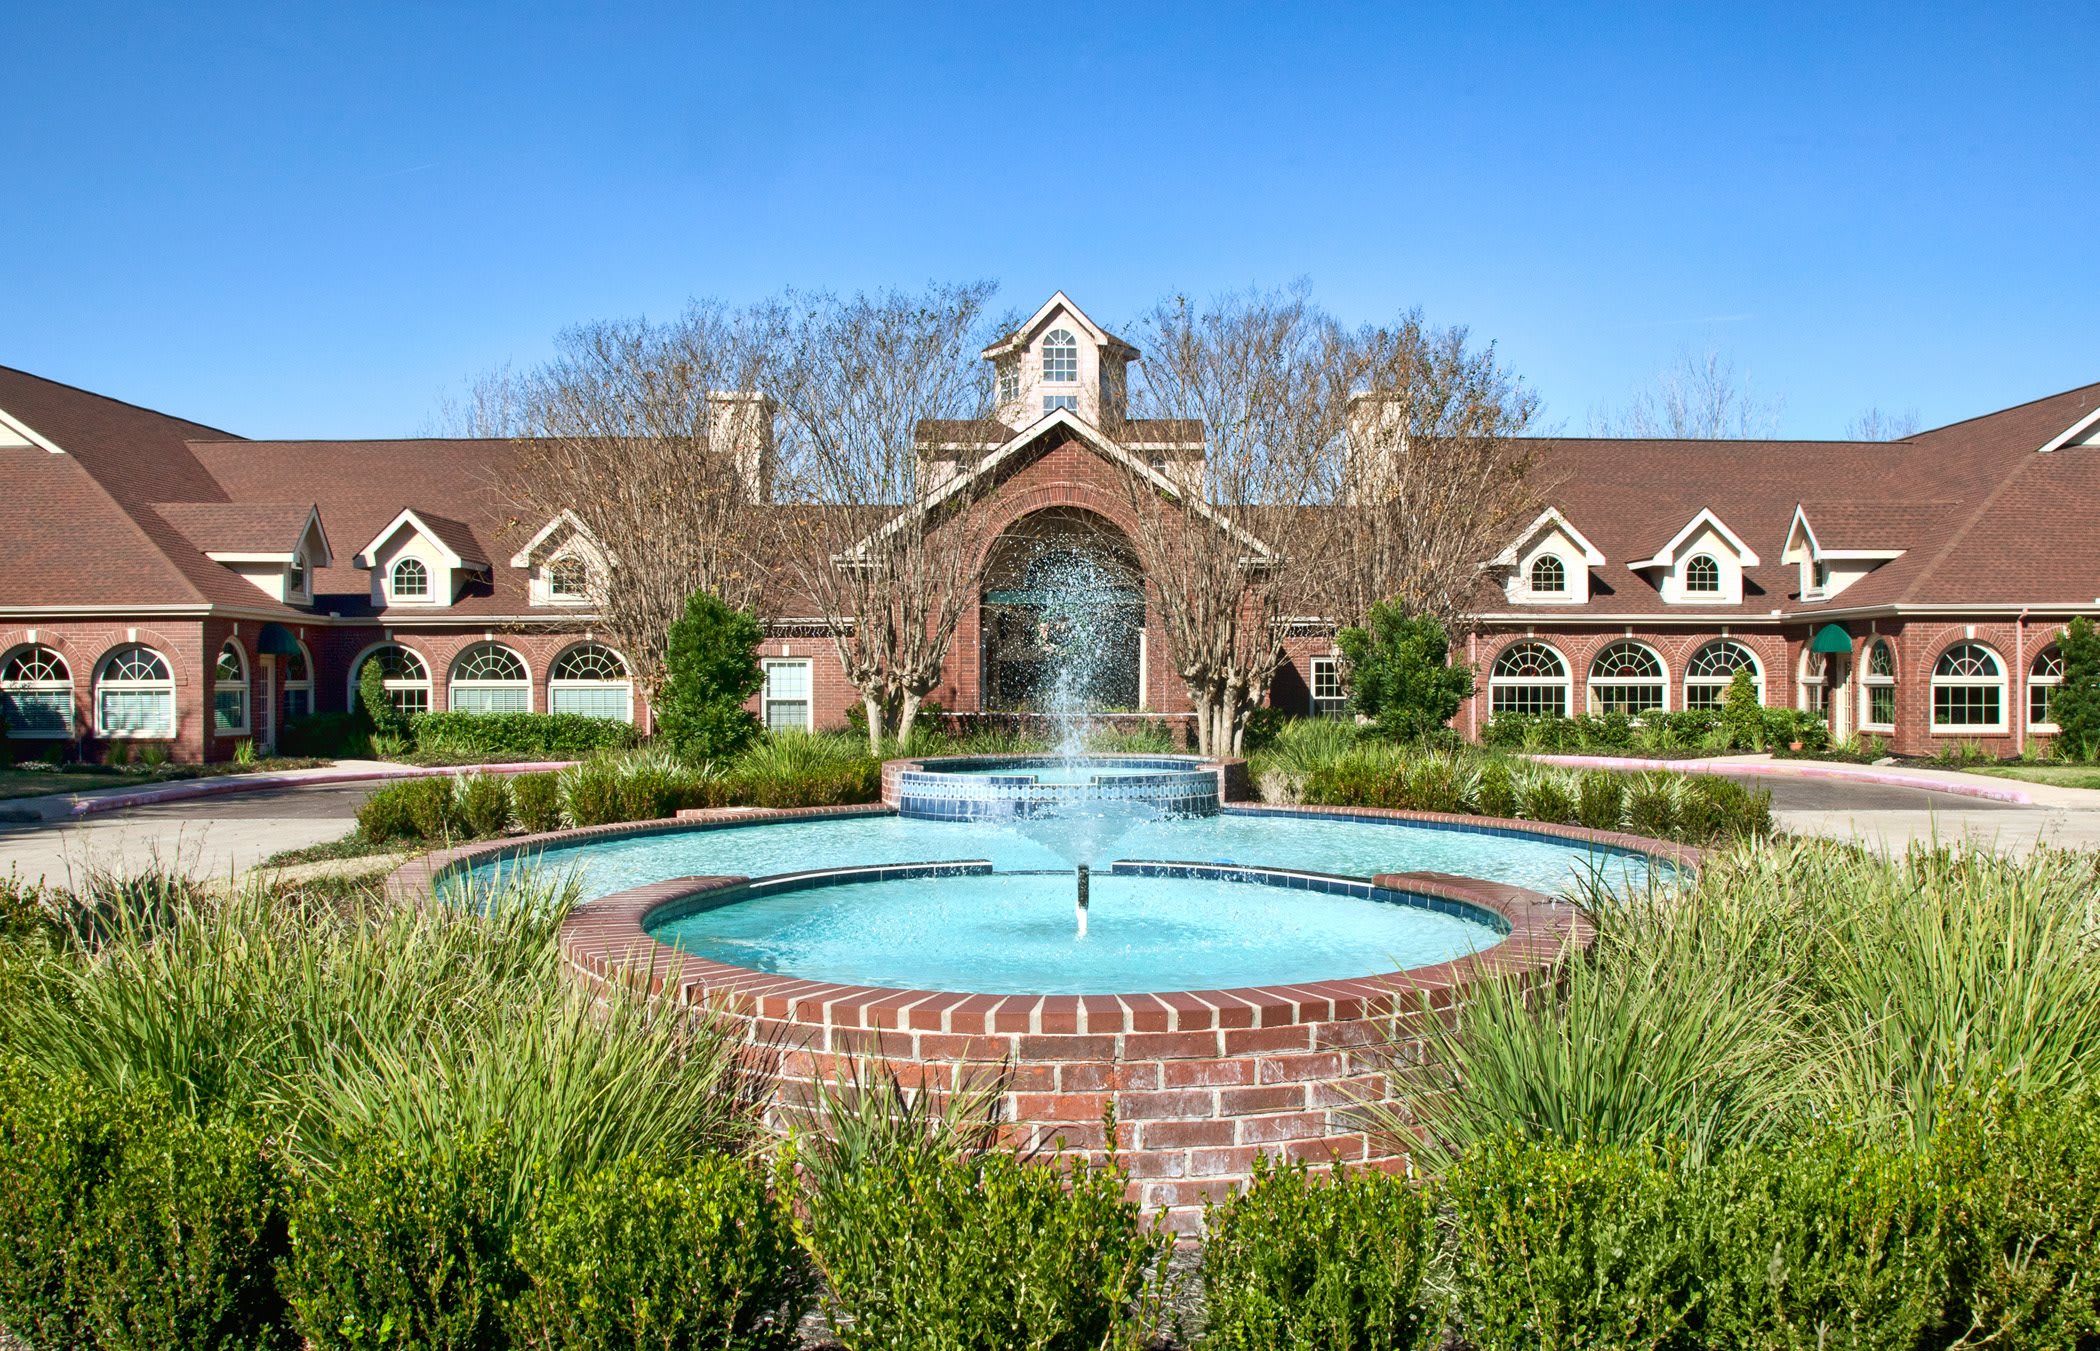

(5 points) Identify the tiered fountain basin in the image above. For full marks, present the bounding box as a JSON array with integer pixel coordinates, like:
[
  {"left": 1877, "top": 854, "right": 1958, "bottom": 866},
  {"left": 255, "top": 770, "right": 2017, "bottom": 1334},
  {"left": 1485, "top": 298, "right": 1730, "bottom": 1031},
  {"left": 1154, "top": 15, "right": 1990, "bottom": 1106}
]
[
  {"left": 392, "top": 784, "right": 1693, "bottom": 1235},
  {"left": 882, "top": 752, "right": 1236, "bottom": 821}
]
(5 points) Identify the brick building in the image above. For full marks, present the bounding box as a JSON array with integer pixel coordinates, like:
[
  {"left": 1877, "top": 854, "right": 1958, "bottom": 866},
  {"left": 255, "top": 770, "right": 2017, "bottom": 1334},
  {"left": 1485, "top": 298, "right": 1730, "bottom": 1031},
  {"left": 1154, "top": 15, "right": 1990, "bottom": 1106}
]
[{"left": 5, "top": 292, "right": 2098, "bottom": 762}]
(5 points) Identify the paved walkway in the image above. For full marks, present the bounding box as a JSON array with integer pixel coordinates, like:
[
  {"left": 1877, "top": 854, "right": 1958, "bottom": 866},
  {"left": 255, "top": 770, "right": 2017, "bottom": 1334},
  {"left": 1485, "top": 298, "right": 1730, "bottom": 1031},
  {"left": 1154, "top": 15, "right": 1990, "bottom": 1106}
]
[{"left": 0, "top": 781, "right": 382, "bottom": 887}]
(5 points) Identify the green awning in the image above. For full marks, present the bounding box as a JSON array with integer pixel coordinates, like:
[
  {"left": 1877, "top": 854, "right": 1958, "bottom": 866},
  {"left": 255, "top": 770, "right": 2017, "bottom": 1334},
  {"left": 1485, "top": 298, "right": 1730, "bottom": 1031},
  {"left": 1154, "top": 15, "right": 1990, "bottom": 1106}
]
[
  {"left": 1809, "top": 624, "right": 1854, "bottom": 655},
  {"left": 256, "top": 623, "right": 303, "bottom": 656}
]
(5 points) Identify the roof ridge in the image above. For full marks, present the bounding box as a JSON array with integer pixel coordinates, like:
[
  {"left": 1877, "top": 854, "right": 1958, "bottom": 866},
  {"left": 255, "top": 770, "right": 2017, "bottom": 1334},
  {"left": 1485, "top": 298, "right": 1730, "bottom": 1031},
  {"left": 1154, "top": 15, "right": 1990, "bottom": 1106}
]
[
  {"left": 1912, "top": 379, "right": 2100, "bottom": 439},
  {"left": 0, "top": 364, "right": 241, "bottom": 440}
]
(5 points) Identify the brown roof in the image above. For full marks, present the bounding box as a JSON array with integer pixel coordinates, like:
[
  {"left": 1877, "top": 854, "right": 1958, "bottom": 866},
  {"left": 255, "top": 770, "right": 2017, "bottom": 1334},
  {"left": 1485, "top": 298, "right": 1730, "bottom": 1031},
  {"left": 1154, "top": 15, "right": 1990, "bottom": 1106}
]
[{"left": 149, "top": 502, "right": 320, "bottom": 556}]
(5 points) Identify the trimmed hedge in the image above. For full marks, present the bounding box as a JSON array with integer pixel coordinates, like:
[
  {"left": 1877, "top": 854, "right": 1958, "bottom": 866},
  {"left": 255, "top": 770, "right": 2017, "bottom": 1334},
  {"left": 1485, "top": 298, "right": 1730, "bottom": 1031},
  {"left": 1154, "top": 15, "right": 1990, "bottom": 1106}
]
[
  {"left": 1483, "top": 707, "right": 1834, "bottom": 756},
  {"left": 409, "top": 712, "right": 638, "bottom": 761}
]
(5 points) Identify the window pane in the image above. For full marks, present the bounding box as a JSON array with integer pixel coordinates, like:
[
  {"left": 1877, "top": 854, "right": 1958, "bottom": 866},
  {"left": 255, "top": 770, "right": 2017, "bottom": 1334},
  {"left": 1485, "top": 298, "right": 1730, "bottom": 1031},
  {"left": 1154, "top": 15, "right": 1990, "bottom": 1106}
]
[
  {"left": 452, "top": 686, "right": 528, "bottom": 714},
  {"left": 1590, "top": 683, "right": 1664, "bottom": 715},
  {"left": 101, "top": 689, "right": 172, "bottom": 735},
  {"left": 2030, "top": 683, "right": 2055, "bottom": 728},
  {"left": 1492, "top": 683, "right": 1566, "bottom": 717},
  {"left": 764, "top": 662, "right": 811, "bottom": 701},
  {"left": 214, "top": 689, "right": 248, "bottom": 733},
  {"left": 1869, "top": 686, "right": 1896, "bottom": 727},
  {"left": 1, "top": 690, "right": 71, "bottom": 735},
  {"left": 390, "top": 689, "right": 430, "bottom": 718},
  {"left": 285, "top": 689, "right": 312, "bottom": 722},
  {"left": 551, "top": 686, "right": 631, "bottom": 720},
  {"left": 1684, "top": 683, "right": 1724, "bottom": 712},
  {"left": 765, "top": 699, "right": 810, "bottom": 732},
  {"left": 1933, "top": 685, "right": 2000, "bottom": 727}
]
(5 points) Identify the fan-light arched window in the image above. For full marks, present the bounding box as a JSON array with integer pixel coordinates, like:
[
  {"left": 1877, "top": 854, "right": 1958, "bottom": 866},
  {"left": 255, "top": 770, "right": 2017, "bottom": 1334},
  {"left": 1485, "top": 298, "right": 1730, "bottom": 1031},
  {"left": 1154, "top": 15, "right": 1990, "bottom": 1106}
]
[
  {"left": 1, "top": 644, "right": 73, "bottom": 738},
  {"left": 1684, "top": 554, "right": 1722, "bottom": 595},
  {"left": 2030, "top": 647, "right": 2063, "bottom": 731},
  {"left": 1931, "top": 642, "right": 2005, "bottom": 730},
  {"left": 1588, "top": 642, "right": 1666, "bottom": 715},
  {"left": 1800, "top": 651, "right": 1831, "bottom": 717},
  {"left": 549, "top": 644, "right": 633, "bottom": 721},
  {"left": 352, "top": 645, "right": 430, "bottom": 717},
  {"left": 449, "top": 644, "right": 530, "bottom": 714},
  {"left": 283, "top": 644, "right": 314, "bottom": 722},
  {"left": 1861, "top": 638, "right": 1896, "bottom": 729},
  {"left": 1528, "top": 555, "right": 1567, "bottom": 595},
  {"left": 97, "top": 645, "right": 175, "bottom": 738},
  {"left": 1042, "top": 329, "right": 1078, "bottom": 383},
  {"left": 1684, "top": 640, "right": 1761, "bottom": 710},
  {"left": 214, "top": 641, "right": 249, "bottom": 735},
  {"left": 548, "top": 557, "right": 589, "bottom": 600},
  {"left": 1490, "top": 641, "right": 1570, "bottom": 718},
  {"left": 390, "top": 557, "right": 429, "bottom": 600}
]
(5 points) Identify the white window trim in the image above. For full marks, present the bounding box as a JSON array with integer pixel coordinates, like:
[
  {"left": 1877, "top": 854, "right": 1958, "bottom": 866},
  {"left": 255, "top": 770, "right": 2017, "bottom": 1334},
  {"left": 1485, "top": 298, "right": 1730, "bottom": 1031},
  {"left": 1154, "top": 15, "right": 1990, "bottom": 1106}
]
[
  {"left": 448, "top": 645, "right": 533, "bottom": 715},
  {"left": 1860, "top": 640, "right": 1896, "bottom": 732},
  {"left": 762, "top": 657, "right": 814, "bottom": 732},
  {"left": 1042, "top": 329, "right": 1080, "bottom": 385},
  {"left": 1586, "top": 642, "right": 1669, "bottom": 716},
  {"left": 348, "top": 644, "right": 433, "bottom": 716},
  {"left": 1526, "top": 554, "right": 1571, "bottom": 600},
  {"left": 549, "top": 644, "right": 635, "bottom": 723},
  {"left": 2029, "top": 649, "right": 2063, "bottom": 733},
  {"left": 1683, "top": 641, "right": 1764, "bottom": 711},
  {"left": 1929, "top": 643, "right": 2008, "bottom": 735},
  {"left": 544, "top": 554, "right": 593, "bottom": 606},
  {"left": 1309, "top": 655, "right": 1348, "bottom": 718},
  {"left": 0, "top": 644, "right": 74, "bottom": 739},
  {"left": 214, "top": 642, "right": 251, "bottom": 737},
  {"left": 390, "top": 556, "right": 433, "bottom": 602},
  {"left": 95, "top": 646, "right": 177, "bottom": 740},
  {"left": 1488, "top": 642, "right": 1573, "bottom": 718}
]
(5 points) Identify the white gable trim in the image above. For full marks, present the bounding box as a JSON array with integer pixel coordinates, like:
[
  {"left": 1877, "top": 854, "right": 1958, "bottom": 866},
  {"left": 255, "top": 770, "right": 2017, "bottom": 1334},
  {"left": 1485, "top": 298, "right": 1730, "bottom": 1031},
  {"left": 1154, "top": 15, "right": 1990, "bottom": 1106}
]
[
  {"left": 298, "top": 506, "right": 335, "bottom": 569},
  {"left": 979, "top": 291, "right": 1135, "bottom": 360},
  {"left": 0, "top": 406, "right": 67, "bottom": 455},
  {"left": 1631, "top": 508, "right": 1761, "bottom": 570},
  {"left": 1490, "top": 507, "right": 1606, "bottom": 568},
  {"left": 508, "top": 509, "right": 601, "bottom": 568},
  {"left": 2036, "top": 403, "right": 2100, "bottom": 454},
  {"left": 355, "top": 508, "right": 464, "bottom": 570}
]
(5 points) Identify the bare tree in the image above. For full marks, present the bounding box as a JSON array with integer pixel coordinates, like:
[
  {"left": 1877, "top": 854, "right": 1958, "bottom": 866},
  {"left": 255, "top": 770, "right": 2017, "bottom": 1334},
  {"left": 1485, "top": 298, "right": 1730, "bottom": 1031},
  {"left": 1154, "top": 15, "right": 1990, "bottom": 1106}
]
[
  {"left": 479, "top": 303, "right": 779, "bottom": 704},
  {"left": 1844, "top": 405, "right": 1922, "bottom": 440},
  {"left": 1590, "top": 343, "right": 1783, "bottom": 439},
  {"left": 768, "top": 283, "right": 1001, "bottom": 752},
  {"left": 1315, "top": 314, "right": 1543, "bottom": 633}
]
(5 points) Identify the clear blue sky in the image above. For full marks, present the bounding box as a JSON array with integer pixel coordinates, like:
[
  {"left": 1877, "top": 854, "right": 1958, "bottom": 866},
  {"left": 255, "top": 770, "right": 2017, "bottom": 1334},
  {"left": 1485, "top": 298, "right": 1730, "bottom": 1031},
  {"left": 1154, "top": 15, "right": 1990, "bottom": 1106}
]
[{"left": 6, "top": 3, "right": 2094, "bottom": 440}]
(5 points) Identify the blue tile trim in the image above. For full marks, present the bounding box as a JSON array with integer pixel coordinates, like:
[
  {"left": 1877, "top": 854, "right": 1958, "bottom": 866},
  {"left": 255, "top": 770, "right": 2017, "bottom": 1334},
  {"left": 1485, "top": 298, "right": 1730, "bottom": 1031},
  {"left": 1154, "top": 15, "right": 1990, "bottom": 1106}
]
[
  {"left": 1217, "top": 803, "right": 1667, "bottom": 868},
  {"left": 644, "top": 859, "right": 994, "bottom": 931},
  {"left": 1108, "top": 858, "right": 1512, "bottom": 934}
]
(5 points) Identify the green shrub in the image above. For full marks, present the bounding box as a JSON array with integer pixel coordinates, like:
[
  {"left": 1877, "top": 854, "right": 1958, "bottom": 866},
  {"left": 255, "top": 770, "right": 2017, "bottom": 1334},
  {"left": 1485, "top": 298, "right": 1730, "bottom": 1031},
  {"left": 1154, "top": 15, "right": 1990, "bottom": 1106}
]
[
  {"left": 359, "top": 659, "right": 407, "bottom": 739},
  {"left": 657, "top": 592, "right": 765, "bottom": 762},
  {"left": 1333, "top": 604, "right": 1474, "bottom": 743},
  {"left": 410, "top": 712, "right": 638, "bottom": 762},
  {"left": 800, "top": 1146, "right": 1168, "bottom": 1351},
  {"left": 283, "top": 1132, "right": 519, "bottom": 1351},
  {"left": 1400, "top": 753, "right": 1466, "bottom": 814},
  {"left": 2052, "top": 616, "right": 2100, "bottom": 759},
  {"left": 511, "top": 773, "right": 563, "bottom": 834},
  {"left": 76, "top": 1107, "right": 296, "bottom": 1351},
  {"left": 1513, "top": 767, "right": 1576, "bottom": 824},
  {"left": 1473, "top": 758, "right": 1515, "bottom": 818},
  {"left": 281, "top": 711, "right": 368, "bottom": 758},
  {"left": 1200, "top": 1158, "right": 1433, "bottom": 1351},
  {"left": 1624, "top": 774, "right": 1680, "bottom": 840},
  {"left": 1443, "top": 1137, "right": 1695, "bottom": 1351},
  {"left": 457, "top": 773, "right": 514, "bottom": 839},
  {"left": 1681, "top": 774, "right": 1773, "bottom": 843},
  {"left": 0, "top": 1065, "right": 119, "bottom": 1349},
  {"left": 1238, "top": 704, "right": 1292, "bottom": 752},
  {"left": 352, "top": 778, "right": 419, "bottom": 843},
  {"left": 355, "top": 775, "right": 463, "bottom": 843},
  {"left": 1576, "top": 769, "right": 1625, "bottom": 831},
  {"left": 557, "top": 758, "right": 626, "bottom": 828},
  {"left": 509, "top": 1153, "right": 813, "bottom": 1351}
]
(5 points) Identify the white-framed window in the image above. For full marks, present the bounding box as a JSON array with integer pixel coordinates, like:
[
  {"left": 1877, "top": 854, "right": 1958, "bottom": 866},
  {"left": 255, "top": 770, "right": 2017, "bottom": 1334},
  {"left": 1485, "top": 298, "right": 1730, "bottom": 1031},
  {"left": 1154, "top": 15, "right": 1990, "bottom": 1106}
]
[
  {"left": 549, "top": 643, "right": 633, "bottom": 721},
  {"left": 96, "top": 645, "right": 175, "bottom": 738},
  {"left": 1489, "top": 641, "right": 1570, "bottom": 718},
  {"left": 351, "top": 644, "right": 431, "bottom": 717},
  {"left": 449, "top": 643, "right": 531, "bottom": 714},
  {"left": 2030, "top": 647, "right": 2063, "bottom": 732},
  {"left": 283, "top": 644, "right": 314, "bottom": 722},
  {"left": 1042, "top": 329, "right": 1078, "bottom": 384},
  {"left": 213, "top": 641, "right": 249, "bottom": 735},
  {"left": 287, "top": 552, "right": 308, "bottom": 599},
  {"left": 1685, "top": 554, "right": 1722, "bottom": 595},
  {"left": 390, "top": 557, "right": 430, "bottom": 600},
  {"left": 1588, "top": 641, "right": 1666, "bottom": 715},
  {"left": 1309, "top": 655, "right": 1348, "bottom": 718},
  {"left": 1684, "top": 639, "right": 1762, "bottom": 710},
  {"left": 1044, "top": 394, "right": 1078, "bottom": 413},
  {"left": 0, "top": 644, "right": 73, "bottom": 738},
  {"left": 1528, "top": 555, "right": 1567, "bottom": 595},
  {"left": 548, "top": 557, "right": 590, "bottom": 601},
  {"left": 997, "top": 361, "right": 1018, "bottom": 405},
  {"left": 1861, "top": 638, "right": 1896, "bottom": 730},
  {"left": 1800, "top": 651, "right": 1829, "bottom": 717},
  {"left": 762, "top": 658, "right": 813, "bottom": 732},
  {"left": 1931, "top": 642, "right": 2005, "bottom": 731}
]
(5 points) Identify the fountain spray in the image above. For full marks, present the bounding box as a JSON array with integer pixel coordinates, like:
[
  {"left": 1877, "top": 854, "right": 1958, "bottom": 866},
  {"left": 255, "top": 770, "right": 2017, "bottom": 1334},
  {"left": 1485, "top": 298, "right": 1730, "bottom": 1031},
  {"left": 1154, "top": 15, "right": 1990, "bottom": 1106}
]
[{"left": 1075, "top": 863, "right": 1090, "bottom": 939}]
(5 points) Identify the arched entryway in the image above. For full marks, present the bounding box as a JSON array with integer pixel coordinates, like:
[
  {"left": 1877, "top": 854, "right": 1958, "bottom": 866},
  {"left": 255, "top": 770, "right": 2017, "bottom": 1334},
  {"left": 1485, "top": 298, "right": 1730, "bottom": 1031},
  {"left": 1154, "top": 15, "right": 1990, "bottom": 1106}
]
[{"left": 980, "top": 507, "right": 1145, "bottom": 712}]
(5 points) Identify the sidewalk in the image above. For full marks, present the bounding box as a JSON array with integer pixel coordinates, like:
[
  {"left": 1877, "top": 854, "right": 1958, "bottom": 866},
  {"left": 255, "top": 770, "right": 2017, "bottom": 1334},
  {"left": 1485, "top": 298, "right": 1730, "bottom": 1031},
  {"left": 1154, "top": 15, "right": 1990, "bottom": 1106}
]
[
  {"left": 1528, "top": 751, "right": 2100, "bottom": 807},
  {"left": 0, "top": 758, "right": 573, "bottom": 824}
]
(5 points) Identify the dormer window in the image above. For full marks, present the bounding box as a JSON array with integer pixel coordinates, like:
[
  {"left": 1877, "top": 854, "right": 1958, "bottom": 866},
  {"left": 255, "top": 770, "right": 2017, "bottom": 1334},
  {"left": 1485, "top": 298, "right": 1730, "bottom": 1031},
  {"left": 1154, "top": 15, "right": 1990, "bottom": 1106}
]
[
  {"left": 287, "top": 552, "right": 307, "bottom": 597},
  {"left": 1044, "top": 394, "right": 1078, "bottom": 413},
  {"left": 1043, "top": 329, "right": 1078, "bottom": 383},
  {"left": 1685, "top": 554, "right": 1721, "bottom": 594},
  {"left": 1528, "top": 555, "right": 1567, "bottom": 594},
  {"left": 391, "top": 557, "right": 429, "bottom": 600},
  {"left": 549, "top": 557, "right": 589, "bottom": 600},
  {"left": 997, "top": 361, "right": 1018, "bottom": 405}
]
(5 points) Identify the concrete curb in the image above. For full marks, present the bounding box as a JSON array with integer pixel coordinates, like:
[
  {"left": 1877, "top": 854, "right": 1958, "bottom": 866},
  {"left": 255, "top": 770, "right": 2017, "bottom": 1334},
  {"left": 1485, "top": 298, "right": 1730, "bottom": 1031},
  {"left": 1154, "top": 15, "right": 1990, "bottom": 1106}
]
[
  {"left": 1530, "top": 754, "right": 2034, "bottom": 805},
  {"left": 59, "top": 761, "right": 577, "bottom": 819}
]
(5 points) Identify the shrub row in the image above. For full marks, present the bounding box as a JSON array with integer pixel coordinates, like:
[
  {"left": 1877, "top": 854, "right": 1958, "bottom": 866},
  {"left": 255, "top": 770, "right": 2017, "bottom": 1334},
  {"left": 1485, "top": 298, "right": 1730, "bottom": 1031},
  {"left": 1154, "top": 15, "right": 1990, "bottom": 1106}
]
[
  {"left": 409, "top": 711, "right": 640, "bottom": 760},
  {"left": 1484, "top": 706, "right": 1833, "bottom": 756},
  {"left": 1203, "top": 1100, "right": 2100, "bottom": 1351}
]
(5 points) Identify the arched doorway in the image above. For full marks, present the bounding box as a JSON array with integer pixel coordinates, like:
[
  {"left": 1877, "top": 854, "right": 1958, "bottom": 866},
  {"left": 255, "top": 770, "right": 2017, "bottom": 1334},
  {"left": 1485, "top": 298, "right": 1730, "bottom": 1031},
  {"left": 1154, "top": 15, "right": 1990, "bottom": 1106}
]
[{"left": 980, "top": 508, "right": 1145, "bottom": 713}]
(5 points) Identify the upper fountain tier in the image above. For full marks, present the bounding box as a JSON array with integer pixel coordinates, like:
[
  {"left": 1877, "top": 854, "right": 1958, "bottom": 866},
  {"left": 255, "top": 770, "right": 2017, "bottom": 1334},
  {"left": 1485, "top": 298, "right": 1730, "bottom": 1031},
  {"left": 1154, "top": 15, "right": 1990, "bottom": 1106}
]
[{"left": 883, "top": 754, "right": 1225, "bottom": 822}]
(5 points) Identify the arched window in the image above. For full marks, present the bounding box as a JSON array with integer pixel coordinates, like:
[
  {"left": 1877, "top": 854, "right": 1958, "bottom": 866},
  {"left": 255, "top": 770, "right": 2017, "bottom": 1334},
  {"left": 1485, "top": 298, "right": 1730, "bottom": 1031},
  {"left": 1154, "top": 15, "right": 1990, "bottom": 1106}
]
[
  {"left": 282, "top": 644, "right": 314, "bottom": 722},
  {"left": 549, "top": 643, "right": 633, "bottom": 721},
  {"left": 548, "top": 557, "right": 589, "bottom": 601},
  {"left": 1684, "top": 554, "right": 1722, "bottom": 594},
  {"left": 1684, "top": 639, "right": 1761, "bottom": 710},
  {"left": 351, "top": 645, "right": 431, "bottom": 717},
  {"left": 1042, "top": 329, "right": 1078, "bottom": 383},
  {"left": 1490, "top": 641, "right": 1571, "bottom": 718},
  {"left": 287, "top": 551, "right": 307, "bottom": 598},
  {"left": 1861, "top": 638, "right": 1896, "bottom": 730},
  {"left": 449, "top": 643, "right": 530, "bottom": 714},
  {"left": 1932, "top": 642, "right": 2005, "bottom": 730},
  {"left": 1, "top": 644, "right": 73, "bottom": 738},
  {"left": 96, "top": 645, "right": 175, "bottom": 738},
  {"left": 1528, "top": 555, "right": 1567, "bottom": 595},
  {"left": 390, "top": 557, "right": 429, "bottom": 600},
  {"left": 997, "top": 361, "right": 1018, "bottom": 406},
  {"left": 1799, "top": 651, "right": 1829, "bottom": 717},
  {"left": 2030, "top": 647, "right": 2064, "bottom": 731},
  {"left": 213, "top": 641, "right": 249, "bottom": 735},
  {"left": 1588, "top": 642, "right": 1666, "bottom": 715}
]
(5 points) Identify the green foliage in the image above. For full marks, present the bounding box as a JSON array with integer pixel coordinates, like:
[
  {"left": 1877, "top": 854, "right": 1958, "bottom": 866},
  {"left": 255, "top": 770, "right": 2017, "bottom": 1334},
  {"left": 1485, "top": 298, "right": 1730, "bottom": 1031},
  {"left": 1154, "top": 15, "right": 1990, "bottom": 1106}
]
[
  {"left": 1199, "top": 1158, "right": 1433, "bottom": 1351},
  {"left": 355, "top": 774, "right": 464, "bottom": 843},
  {"left": 1576, "top": 769, "right": 1624, "bottom": 831},
  {"left": 0, "top": 1063, "right": 119, "bottom": 1348},
  {"left": 509, "top": 1153, "right": 814, "bottom": 1351},
  {"left": 282, "top": 1132, "right": 519, "bottom": 1351},
  {"left": 1443, "top": 1137, "right": 1696, "bottom": 1351},
  {"left": 409, "top": 712, "right": 638, "bottom": 762},
  {"left": 359, "top": 659, "right": 406, "bottom": 738},
  {"left": 457, "top": 773, "right": 514, "bottom": 839},
  {"left": 657, "top": 592, "right": 765, "bottom": 762},
  {"left": 1721, "top": 667, "right": 1766, "bottom": 749},
  {"left": 1333, "top": 605, "right": 1474, "bottom": 742},
  {"left": 2052, "top": 616, "right": 2100, "bottom": 759},
  {"left": 281, "top": 711, "right": 368, "bottom": 758},
  {"left": 510, "top": 772, "right": 563, "bottom": 834}
]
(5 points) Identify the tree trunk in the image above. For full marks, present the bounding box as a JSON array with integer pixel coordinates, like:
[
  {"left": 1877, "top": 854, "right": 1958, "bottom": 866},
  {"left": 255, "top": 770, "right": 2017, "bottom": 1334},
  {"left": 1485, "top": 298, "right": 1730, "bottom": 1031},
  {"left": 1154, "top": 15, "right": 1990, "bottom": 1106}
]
[
  {"left": 894, "top": 690, "right": 923, "bottom": 753},
  {"left": 862, "top": 692, "right": 886, "bottom": 758}
]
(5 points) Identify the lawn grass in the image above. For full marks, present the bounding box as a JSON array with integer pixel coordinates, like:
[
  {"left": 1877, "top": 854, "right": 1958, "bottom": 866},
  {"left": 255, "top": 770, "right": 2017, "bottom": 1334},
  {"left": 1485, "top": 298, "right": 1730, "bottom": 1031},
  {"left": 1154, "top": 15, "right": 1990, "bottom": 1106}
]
[
  {"left": 260, "top": 830, "right": 408, "bottom": 868},
  {"left": 1967, "top": 762, "right": 2100, "bottom": 791}
]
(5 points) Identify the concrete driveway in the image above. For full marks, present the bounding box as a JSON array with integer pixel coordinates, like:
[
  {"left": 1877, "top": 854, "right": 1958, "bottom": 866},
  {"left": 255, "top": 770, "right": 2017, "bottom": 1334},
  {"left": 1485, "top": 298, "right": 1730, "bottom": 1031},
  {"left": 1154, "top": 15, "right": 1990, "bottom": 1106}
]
[{"left": 0, "top": 782, "right": 379, "bottom": 887}]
